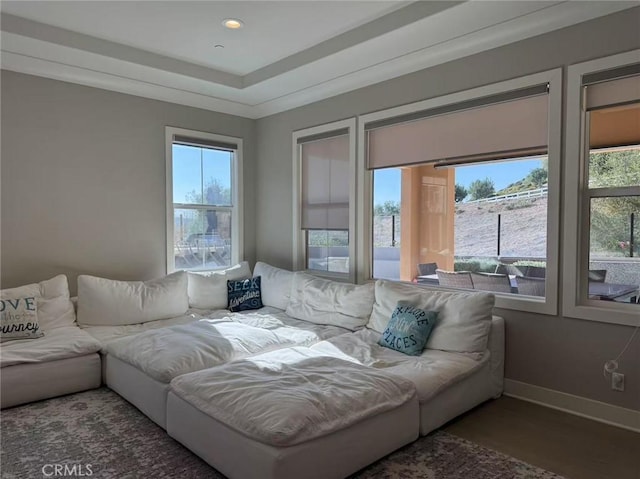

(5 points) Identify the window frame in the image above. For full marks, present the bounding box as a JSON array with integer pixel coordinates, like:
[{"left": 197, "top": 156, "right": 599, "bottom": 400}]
[
  {"left": 292, "top": 118, "right": 357, "bottom": 282},
  {"left": 357, "top": 69, "right": 563, "bottom": 315},
  {"left": 165, "top": 126, "right": 243, "bottom": 274},
  {"left": 563, "top": 50, "right": 640, "bottom": 326}
]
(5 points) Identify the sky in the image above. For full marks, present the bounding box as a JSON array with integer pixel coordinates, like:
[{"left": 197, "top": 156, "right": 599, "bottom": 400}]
[
  {"left": 373, "top": 157, "right": 545, "bottom": 204},
  {"left": 173, "top": 144, "right": 232, "bottom": 204}
]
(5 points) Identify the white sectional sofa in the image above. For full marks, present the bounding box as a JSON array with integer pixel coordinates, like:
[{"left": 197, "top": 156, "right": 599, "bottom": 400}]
[
  {"left": 0, "top": 275, "right": 102, "bottom": 409},
  {"left": 1, "top": 262, "right": 504, "bottom": 478}
]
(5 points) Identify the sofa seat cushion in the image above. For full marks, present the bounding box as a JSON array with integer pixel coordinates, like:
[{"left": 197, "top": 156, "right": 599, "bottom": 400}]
[
  {"left": 0, "top": 326, "right": 101, "bottom": 368},
  {"left": 105, "top": 308, "right": 348, "bottom": 383},
  {"left": 80, "top": 309, "right": 220, "bottom": 346},
  {"left": 286, "top": 273, "right": 374, "bottom": 331},
  {"left": 311, "top": 328, "right": 489, "bottom": 403},
  {"left": 170, "top": 347, "right": 417, "bottom": 447},
  {"left": 368, "top": 280, "right": 494, "bottom": 354}
]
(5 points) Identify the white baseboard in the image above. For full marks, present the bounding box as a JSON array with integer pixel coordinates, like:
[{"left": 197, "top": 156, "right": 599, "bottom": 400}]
[{"left": 504, "top": 379, "right": 640, "bottom": 433}]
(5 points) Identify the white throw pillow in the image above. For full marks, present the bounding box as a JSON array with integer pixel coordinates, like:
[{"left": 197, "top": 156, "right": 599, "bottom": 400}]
[
  {"left": 1, "top": 284, "right": 42, "bottom": 342},
  {"left": 1, "top": 275, "right": 76, "bottom": 333},
  {"left": 285, "top": 272, "right": 375, "bottom": 331},
  {"left": 77, "top": 271, "right": 189, "bottom": 326},
  {"left": 187, "top": 262, "right": 252, "bottom": 310},
  {"left": 368, "top": 280, "right": 494, "bottom": 354},
  {"left": 253, "top": 262, "right": 294, "bottom": 310}
]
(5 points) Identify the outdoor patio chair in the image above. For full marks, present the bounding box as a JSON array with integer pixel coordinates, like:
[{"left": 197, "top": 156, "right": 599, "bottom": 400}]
[
  {"left": 515, "top": 275, "right": 545, "bottom": 297},
  {"left": 525, "top": 266, "right": 547, "bottom": 278},
  {"left": 417, "top": 262, "right": 438, "bottom": 276},
  {"left": 588, "top": 269, "right": 607, "bottom": 282},
  {"left": 436, "top": 270, "right": 474, "bottom": 289},
  {"left": 505, "top": 264, "right": 528, "bottom": 276},
  {"left": 471, "top": 272, "right": 512, "bottom": 293}
]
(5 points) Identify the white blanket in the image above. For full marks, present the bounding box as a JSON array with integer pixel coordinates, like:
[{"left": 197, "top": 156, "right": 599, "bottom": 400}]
[
  {"left": 0, "top": 326, "right": 101, "bottom": 368},
  {"left": 310, "top": 328, "right": 488, "bottom": 403},
  {"left": 105, "top": 309, "right": 349, "bottom": 383},
  {"left": 171, "top": 347, "right": 417, "bottom": 447}
]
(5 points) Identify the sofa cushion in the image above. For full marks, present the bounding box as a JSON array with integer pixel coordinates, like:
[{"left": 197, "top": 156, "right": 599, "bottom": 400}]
[
  {"left": 368, "top": 280, "right": 494, "bottom": 354},
  {"left": 228, "top": 277, "right": 263, "bottom": 312},
  {"left": 1, "top": 275, "right": 76, "bottom": 333},
  {"left": 252, "top": 262, "right": 293, "bottom": 310},
  {"left": 188, "top": 262, "right": 251, "bottom": 310},
  {"left": 0, "top": 326, "right": 101, "bottom": 368},
  {"left": 0, "top": 292, "right": 41, "bottom": 342},
  {"left": 378, "top": 304, "right": 438, "bottom": 356},
  {"left": 77, "top": 272, "right": 189, "bottom": 326},
  {"left": 285, "top": 273, "right": 374, "bottom": 331}
]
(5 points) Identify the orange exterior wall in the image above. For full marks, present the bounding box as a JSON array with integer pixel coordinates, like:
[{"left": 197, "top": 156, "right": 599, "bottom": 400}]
[{"left": 399, "top": 165, "right": 455, "bottom": 281}]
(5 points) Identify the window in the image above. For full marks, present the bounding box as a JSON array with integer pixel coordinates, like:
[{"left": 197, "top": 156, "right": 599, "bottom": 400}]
[
  {"left": 293, "top": 119, "right": 356, "bottom": 280},
  {"left": 359, "top": 70, "right": 562, "bottom": 314},
  {"left": 564, "top": 50, "right": 639, "bottom": 325},
  {"left": 166, "top": 127, "right": 243, "bottom": 273}
]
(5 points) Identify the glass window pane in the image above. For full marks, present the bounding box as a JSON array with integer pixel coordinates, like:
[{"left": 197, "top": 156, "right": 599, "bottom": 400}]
[
  {"left": 372, "top": 157, "right": 549, "bottom": 298},
  {"left": 588, "top": 196, "right": 640, "bottom": 304},
  {"left": 203, "top": 148, "right": 232, "bottom": 206},
  {"left": 306, "top": 230, "right": 349, "bottom": 273},
  {"left": 174, "top": 208, "right": 232, "bottom": 271},
  {"left": 588, "top": 146, "right": 640, "bottom": 189},
  {"left": 373, "top": 169, "right": 401, "bottom": 280},
  {"left": 173, "top": 144, "right": 203, "bottom": 204}
]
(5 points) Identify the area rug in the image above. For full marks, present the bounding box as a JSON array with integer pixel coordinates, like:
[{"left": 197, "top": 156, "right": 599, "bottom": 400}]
[{"left": 1, "top": 388, "right": 565, "bottom": 479}]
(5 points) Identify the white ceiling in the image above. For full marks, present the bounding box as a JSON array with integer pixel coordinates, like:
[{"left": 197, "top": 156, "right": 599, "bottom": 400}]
[{"left": 1, "top": 1, "right": 637, "bottom": 119}]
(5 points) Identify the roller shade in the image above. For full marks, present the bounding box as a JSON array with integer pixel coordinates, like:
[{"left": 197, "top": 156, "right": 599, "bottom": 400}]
[
  {"left": 367, "top": 89, "right": 549, "bottom": 170},
  {"left": 300, "top": 133, "right": 349, "bottom": 230},
  {"left": 173, "top": 134, "right": 237, "bottom": 151},
  {"left": 585, "top": 75, "right": 640, "bottom": 111},
  {"left": 585, "top": 71, "right": 640, "bottom": 149}
]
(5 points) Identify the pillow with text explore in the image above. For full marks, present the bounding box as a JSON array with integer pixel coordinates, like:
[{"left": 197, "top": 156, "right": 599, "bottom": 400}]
[
  {"left": 379, "top": 303, "right": 438, "bottom": 356},
  {"left": 1, "top": 284, "right": 43, "bottom": 342},
  {"left": 368, "top": 280, "right": 494, "bottom": 354},
  {"left": 228, "top": 276, "right": 263, "bottom": 312}
]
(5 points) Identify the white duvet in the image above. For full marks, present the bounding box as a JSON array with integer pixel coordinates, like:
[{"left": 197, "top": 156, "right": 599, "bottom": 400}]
[
  {"left": 105, "top": 308, "right": 349, "bottom": 383},
  {"left": 171, "top": 347, "right": 417, "bottom": 447},
  {"left": 0, "top": 326, "right": 102, "bottom": 368},
  {"left": 310, "top": 328, "right": 489, "bottom": 402}
]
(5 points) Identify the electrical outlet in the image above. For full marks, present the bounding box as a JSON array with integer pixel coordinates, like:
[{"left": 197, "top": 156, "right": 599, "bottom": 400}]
[{"left": 612, "top": 372, "right": 625, "bottom": 392}]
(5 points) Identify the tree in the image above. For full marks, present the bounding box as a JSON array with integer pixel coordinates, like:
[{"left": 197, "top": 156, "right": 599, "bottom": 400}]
[
  {"left": 184, "top": 178, "right": 232, "bottom": 236},
  {"left": 468, "top": 178, "right": 495, "bottom": 200},
  {"left": 374, "top": 200, "right": 400, "bottom": 216},
  {"left": 528, "top": 167, "right": 548, "bottom": 188},
  {"left": 455, "top": 184, "right": 468, "bottom": 203},
  {"left": 588, "top": 149, "right": 640, "bottom": 256}
]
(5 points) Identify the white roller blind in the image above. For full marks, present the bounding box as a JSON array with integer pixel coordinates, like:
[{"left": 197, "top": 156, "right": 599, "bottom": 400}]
[
  {"left": 367, "top": 92, "right": 549, "bottom": 169},
  {"left": 585, "top": 74, "right": 640, "bottom": 111},
  {"left": 301, "top": 134, "right": 349, "bottom": 230}
]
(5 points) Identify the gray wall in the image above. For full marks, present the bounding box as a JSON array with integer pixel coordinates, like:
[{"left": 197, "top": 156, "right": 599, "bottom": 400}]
[
  {"left": 1, "top": 72, "right": 256, "bottom": 293},
  {"left": 255, "top": 8, "right": 640, "bottom": 410}
]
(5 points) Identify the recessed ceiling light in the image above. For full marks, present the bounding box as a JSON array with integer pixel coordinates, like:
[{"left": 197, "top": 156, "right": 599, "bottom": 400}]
[{"left": 222, "top": 18, "right": 243, "bottom": 29}]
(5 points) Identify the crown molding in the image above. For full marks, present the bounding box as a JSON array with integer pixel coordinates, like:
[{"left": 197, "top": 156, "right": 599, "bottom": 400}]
[{"left": 1, "top": 2, "right": 636, "bottom": 119}]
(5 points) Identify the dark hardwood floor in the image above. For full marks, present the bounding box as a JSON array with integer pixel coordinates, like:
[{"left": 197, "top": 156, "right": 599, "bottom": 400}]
[{"left": 444, "top": 396, "right": 640, "bottom": 479}]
